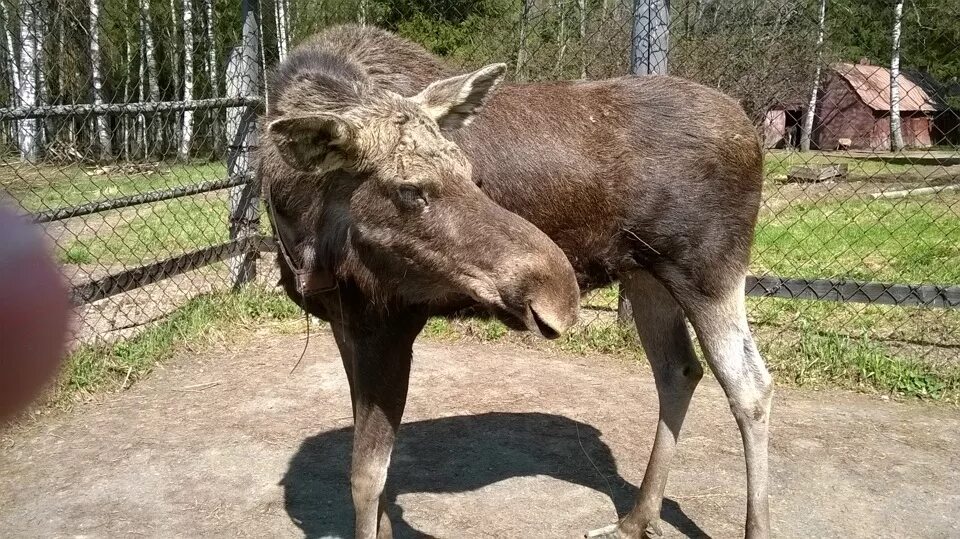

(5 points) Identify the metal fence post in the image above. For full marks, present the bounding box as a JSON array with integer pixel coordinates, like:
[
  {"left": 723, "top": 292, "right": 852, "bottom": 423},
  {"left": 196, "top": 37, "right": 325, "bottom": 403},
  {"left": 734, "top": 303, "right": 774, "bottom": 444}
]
[
  {"left": 630, "top": 0, "right": 670, "bottom": 76},
  {"left": 225, "top": 0, "right": 261, "bottom": 289},
  {"left": 620, "top": 0, "right": 670, "bottom": 325}
]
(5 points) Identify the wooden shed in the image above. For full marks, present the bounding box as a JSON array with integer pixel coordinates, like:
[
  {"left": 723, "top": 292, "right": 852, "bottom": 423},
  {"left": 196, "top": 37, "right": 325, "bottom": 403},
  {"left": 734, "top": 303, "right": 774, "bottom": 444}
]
[{"left": 763, "top": 61, "right": 941, "bottom": 150}]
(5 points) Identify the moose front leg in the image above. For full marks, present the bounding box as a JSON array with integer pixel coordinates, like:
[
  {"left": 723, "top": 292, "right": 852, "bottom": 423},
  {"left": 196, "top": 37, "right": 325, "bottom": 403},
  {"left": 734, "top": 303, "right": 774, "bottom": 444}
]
[{"left": 332, "top": 310, "right": 427, "bottom": 539}]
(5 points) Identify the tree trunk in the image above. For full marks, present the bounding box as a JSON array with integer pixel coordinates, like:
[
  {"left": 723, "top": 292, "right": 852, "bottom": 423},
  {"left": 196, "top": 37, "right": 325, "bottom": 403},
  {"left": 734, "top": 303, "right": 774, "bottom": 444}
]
[
  {"left": 516, "top": 0, "right": 533, "bottom": 80},
  {"left": 17, "top": 0, "right": 40, "bottom": 162},
  {"left": 170, "top": 0, "right": 181, "bottom": 154},
  {"left": 35, "top": 2, "right": 47, "bottom": 150},
  {"left": 179, "top": 0, "right": 195, "bottom": 160},
  {"left": 140, "top": 0, "right": 160, "bottom": 156},
  {"left": 578, "top": 0, "right": 587, "bottom": 79},
  {"left": 89, "top": 0, "right": 111, "bottom": 159},
  {"left": 205, "top": 0, "right": 221, "bottom": 155},
  {"left": 138, "top": 15, "right": 147, "bottom": 159},
  {"left": 889, "top": 0, "right": 905, "bottom": 152},
  {"left": 2, "top": 1, "right": 21, "bottom": 152},
  {"left": 275, "top": 0, "right": 288, "bottom": 61},
  {"left": 555, "top": 0, "right": 567, "bottom": 76},
  {"left": 799, "top": 0, "right": 826, "bottom": 152},
  {"left": 123, "top": 0, "right": 133, "bottom": 159}
]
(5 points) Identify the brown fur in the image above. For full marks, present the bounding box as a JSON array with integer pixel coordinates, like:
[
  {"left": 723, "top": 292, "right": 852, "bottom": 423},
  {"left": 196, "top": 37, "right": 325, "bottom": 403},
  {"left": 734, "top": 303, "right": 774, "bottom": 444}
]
[{"left": 258, "top": 25, "right": 772, "bottom": 539}]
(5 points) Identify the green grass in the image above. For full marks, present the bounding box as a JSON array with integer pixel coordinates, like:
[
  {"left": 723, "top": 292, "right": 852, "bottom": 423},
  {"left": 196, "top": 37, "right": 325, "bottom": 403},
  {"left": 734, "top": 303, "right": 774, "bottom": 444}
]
[
  {"left": 59, "top": 196, "right": 231, "bottom": 264},
  {"left": 420, "top": 312, "right": 960, "bottom": 402},
  {"left": 754, "top": 195, "right": 960, "bottom": 283},
  {"left": 1, "top": 161, "right": 233, "bottom": 265},
  {"left": 763, "top": 149, "right": 941, "bottom": 182},
  {"left": 59, "top": 287, "right": 301, "bottom": 405},
  {"left": 1, "top": 162, "right": 227, "bottom": 212},
  {"left": 760, "top": 328, "right": 960, "bottom": 400}
]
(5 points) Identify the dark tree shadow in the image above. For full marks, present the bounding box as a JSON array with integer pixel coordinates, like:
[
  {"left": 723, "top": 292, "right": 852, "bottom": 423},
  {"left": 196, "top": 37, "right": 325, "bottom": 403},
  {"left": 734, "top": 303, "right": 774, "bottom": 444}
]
[{"left": 281, "top": 412, "right": 709, "bottom": 538}]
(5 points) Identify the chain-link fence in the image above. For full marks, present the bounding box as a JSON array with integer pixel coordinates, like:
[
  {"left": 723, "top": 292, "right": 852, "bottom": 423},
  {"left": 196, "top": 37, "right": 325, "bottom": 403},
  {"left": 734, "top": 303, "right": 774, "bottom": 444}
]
[{"left": 1, "top": 0, "right": 958, "bottom": 376}]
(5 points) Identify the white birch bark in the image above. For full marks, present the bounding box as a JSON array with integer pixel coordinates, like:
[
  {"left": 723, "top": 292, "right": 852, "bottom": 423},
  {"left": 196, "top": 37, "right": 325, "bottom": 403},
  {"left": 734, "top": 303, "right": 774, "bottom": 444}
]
[
  {"left": 889, "top": 0, "right": 905, "bottom": 151},
  {"left": 555, "top": 0, "right": 567, "bottom": 75},
  {"left": 17, "top": 0, "right": 40, "bottom": 161},
  {"left": 516, "top": 0, "right": 534, "bottom": 80},
  {"left": 124, "top": 0, "right": 133, "bottom": 159},
  {"left": 35, "top": 3, "right": 46, "bottom": 149},
  {"left": 205, "top": 0, "right": 221, "bottom": 153},
  {"left": 578, "top": 0, "right": 587, "bottom": 79},
  {"left": 179, "top": 0, "right": 195, "bottom": 160},
  {"left": 138, "top": 17, "right": 147, "bottom": 157},
  {"left": 140, "top": 0, "right": 160, "bottom": 155},
  {"left": 276, "top": 0, "right": 288, "bottom": 60},
  {"left": 89, "top": 0, "right": 112, "bottom": 158},
  {"left": 799, "top": 0, "right": 826, "bottom": 152},
  {"left": 170, "top": 0, "right": 181, "bottom": 152},
  {"left": 2, "top": 1, "right": 21, "bottom": 150}
]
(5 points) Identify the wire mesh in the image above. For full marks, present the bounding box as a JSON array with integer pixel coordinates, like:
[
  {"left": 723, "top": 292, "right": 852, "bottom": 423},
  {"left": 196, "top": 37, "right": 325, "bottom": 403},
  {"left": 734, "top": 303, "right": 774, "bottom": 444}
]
[{"left": 0, "top": 0, "right": 957, "bottom": 376}]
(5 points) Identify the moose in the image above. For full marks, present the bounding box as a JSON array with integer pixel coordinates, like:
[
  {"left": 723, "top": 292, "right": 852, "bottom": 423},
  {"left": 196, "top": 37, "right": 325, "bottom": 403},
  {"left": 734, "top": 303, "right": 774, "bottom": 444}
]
[{"left": 259, "top": 25, "right": 772, "bottom": 539}]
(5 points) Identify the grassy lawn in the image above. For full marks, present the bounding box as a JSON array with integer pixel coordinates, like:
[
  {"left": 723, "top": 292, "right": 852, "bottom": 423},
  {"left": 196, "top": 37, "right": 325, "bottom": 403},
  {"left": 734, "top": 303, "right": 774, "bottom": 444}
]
[
  {"left": 59, "top": 286, "right": 302, "bottom": 405},
  {"left": 763, "top": 149, "right": 958, "bottom": 182},
  {"left": 59, "top": 196, "right": 231, "bottom": 265},
  {"left": 1, "top": 161, "right": 233, "bottom": 265},
  {"left": 753, "top": 194, "right": 960, "bottom": 283},
  {"left": 2, "top": 161, "right": 227, "bottom": 213}
]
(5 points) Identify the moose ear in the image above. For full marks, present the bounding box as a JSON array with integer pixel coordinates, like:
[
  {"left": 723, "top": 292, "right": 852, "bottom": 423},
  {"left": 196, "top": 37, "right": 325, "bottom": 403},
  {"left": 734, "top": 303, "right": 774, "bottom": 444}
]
[
  {"left": 412, "top": 63, "right": 507, "bottom": 131},
  {"left": 267, "top": 114, "right": 355, "bottom": 172}
]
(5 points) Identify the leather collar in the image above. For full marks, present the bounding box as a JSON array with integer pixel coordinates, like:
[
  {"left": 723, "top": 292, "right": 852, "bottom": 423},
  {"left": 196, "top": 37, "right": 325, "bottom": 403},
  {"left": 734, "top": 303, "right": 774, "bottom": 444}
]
[{"left": 264, "top": 182, "right": 338, "bottom": 297}]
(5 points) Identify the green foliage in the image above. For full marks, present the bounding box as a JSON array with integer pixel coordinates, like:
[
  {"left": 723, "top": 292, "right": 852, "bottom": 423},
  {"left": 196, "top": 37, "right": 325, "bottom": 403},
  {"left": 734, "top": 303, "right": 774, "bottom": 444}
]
[
  {"left": 761, "top": 327, "right": 960, "bottom": 401},
  {"left": 753, "top": 195, "right": 960, "bottom": 284},
  {"left": 61, "top": 287, "right": 300, "bottom": 403}
]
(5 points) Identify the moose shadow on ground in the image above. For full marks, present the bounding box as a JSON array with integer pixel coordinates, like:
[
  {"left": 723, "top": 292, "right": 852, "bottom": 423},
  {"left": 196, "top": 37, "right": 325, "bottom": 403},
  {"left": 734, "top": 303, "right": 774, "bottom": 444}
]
[{"left": 281, "top": 412, "right": 709, "bottom": 538}]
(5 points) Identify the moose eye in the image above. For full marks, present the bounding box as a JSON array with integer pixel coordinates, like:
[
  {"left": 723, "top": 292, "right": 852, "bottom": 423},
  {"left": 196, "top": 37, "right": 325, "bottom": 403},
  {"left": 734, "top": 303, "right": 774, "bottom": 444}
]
[{"left": 396, "top": 184, "right": 428, "bottom": 211}]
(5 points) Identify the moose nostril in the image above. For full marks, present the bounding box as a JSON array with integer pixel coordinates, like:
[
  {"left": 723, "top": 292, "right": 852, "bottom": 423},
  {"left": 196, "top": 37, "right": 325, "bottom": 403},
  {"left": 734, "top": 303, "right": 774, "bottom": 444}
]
[{"left": 529, "top": 305, "right": 562, "bottom": 340}]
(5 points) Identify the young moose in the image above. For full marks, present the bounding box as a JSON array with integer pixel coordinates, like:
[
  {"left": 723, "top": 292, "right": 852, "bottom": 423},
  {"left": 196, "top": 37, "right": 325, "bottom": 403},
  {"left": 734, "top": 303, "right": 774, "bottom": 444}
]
[{"left": 260, "top": 25, "right": 772, "bottom": 539}]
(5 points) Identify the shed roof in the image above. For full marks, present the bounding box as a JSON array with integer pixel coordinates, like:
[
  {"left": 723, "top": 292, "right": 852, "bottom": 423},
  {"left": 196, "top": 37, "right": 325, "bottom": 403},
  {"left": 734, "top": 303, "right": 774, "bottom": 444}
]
[{"left": 833, "top": 63, "right": 938, "bottom": 112}]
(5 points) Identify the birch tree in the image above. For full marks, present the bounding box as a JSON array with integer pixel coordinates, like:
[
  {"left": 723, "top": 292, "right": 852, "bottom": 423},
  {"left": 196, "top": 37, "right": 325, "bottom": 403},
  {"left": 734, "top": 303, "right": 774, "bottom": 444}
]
[
  {"left": 170, "top": 0, "right": 181, "bottom": 152},
  {"left": 516, "top": 0, "right": 534, "bottom": 80},
  {"left": 799, "top": 0, "right": 826, "bottom": 152},
  {"left": 17, "top": 0, "right": 41, "bottom": 161},
  {"left": 578, "top": 0, "right": 587, "bottom": 79},
  {"left": 123, "top": 0, "right": 133, "bottom": 158},
  {"left": 89, "top": 0, "right": 111, "bottom": 158},
  {"left": 205, "top": 0, "right": 221, "bottom": 153},
  {"left": 555, "top": 0, "right": 568, "bottom": 75},
  {"left": 889, "top": 0, "right": 905, "bottom": 151},
  {"left": 1, "top": 1, "right": 21, "bottom": 151},
  {"left": 179, "top": 0, "right": 195, "bottom": 159},
  {"left": 139, "top": 0, "right": 160, "bottom": 155},
  {"left": 35, "top": 3, "right": 46, "bottom": 149},
  {"left": 138, "top": 13, "right": 147, "bottom": 156},
  {"left": 275, "top": 0, "right": 289, "bottom": 61}
]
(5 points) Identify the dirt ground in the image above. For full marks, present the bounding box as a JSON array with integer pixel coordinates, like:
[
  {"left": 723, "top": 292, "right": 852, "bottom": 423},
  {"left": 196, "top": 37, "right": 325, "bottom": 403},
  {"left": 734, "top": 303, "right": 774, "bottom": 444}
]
[{"left": 2, "top": 330, "right": 959, "bottom": 538}]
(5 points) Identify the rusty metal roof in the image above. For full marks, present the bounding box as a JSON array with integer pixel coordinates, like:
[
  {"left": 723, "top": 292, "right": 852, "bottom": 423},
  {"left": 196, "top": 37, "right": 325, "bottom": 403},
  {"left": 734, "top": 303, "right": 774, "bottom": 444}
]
[{"left": 833, "top": 63, "right": 938, "bottom": 112}]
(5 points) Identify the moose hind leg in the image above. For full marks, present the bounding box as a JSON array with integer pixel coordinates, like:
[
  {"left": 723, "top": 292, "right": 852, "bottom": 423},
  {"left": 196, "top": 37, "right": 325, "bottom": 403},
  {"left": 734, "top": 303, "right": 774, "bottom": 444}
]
[
  {"left": 683, "top": 284, "right": 773, "bottom": 539},
  {"left": 586, "top": 271, "right": 703, "bottom": 539}
]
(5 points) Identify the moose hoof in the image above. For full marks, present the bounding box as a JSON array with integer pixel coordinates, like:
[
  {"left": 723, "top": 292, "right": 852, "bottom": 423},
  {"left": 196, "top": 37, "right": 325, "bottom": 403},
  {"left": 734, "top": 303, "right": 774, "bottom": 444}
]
[
  {"left": 585, "top": 521, "right": 663, "bottom": 539},
  {"left": 585, "top": 524, "right": 620, "bottom": 538}
]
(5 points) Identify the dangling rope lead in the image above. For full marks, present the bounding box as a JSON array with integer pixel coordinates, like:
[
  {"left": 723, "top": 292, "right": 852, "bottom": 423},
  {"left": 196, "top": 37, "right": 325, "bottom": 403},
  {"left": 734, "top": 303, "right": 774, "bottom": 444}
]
[{"left": 263, "top": 181, "right": 336, "bottom": 375}]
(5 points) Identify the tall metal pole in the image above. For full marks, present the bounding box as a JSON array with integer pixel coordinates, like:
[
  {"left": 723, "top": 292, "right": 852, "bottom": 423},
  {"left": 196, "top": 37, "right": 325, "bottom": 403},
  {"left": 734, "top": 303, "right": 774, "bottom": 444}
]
[
  {"left": 226, "top": 0, "right": 262, "bottom": 288},
  {"left": 630, "top": 0, "right": 670, "bottom": 76},
  {"left": 621, "top": 0, "right": 670, "bottom": 324}
]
